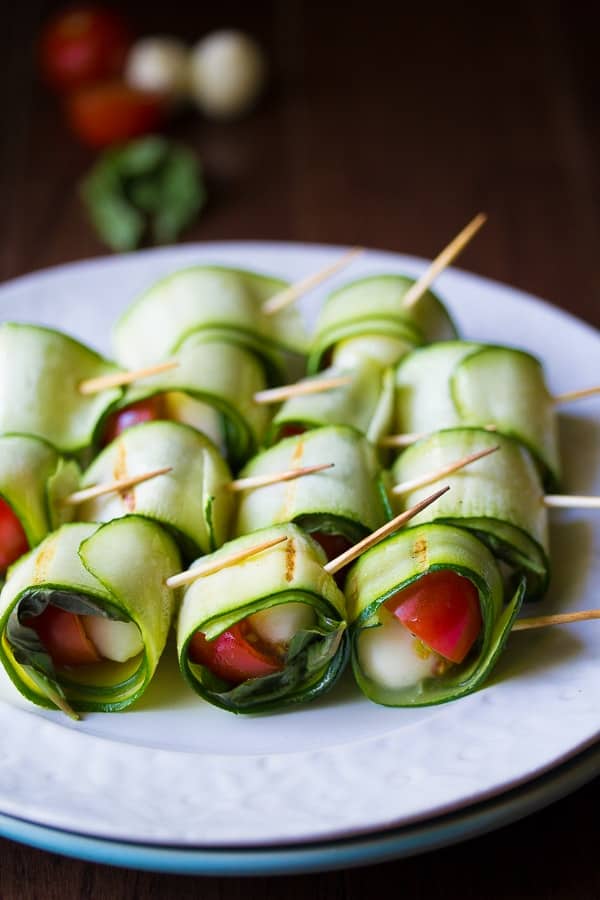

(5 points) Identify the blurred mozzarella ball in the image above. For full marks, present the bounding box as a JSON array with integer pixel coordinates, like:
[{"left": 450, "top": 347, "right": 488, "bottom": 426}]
[
  {"left": 125, "top": 37, "right": 190, "bottom": 100},
  {"left": 189, "top": 30, "right": 266, "bottom": 119}
]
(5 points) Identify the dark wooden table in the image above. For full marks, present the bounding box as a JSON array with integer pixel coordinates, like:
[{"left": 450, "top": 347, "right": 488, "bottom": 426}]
[{"left": 0, "top": 1, "right": 598, "bottom": 897}]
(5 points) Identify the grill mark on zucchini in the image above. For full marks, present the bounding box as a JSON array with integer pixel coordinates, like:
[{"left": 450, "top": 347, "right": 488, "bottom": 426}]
[
  {"left": 33, "top": 536, "right": 57, "bottom": 584},
  {"left": 282, "top": 437, "right": 306, "bottom": 521},
  {"left": 411, "top": 536, "right": 429, "bottom": 571},
  {"left": 285, "top": 540, "right": 296, "bottom": 582},
  {"left": 113, "top": 441, "right": 136, "bottom": 512}
]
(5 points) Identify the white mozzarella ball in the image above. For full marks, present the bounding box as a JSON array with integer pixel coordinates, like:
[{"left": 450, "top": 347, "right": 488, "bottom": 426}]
[
  {"left": 188, "top": 31, "right": 266, "bottom": 119},
  {"left": 125, "top": 37, "right": 190, "bottom": 99},
  {"left": 82, "top": 616, "right": 143, "bottom": 663},
  {"left": 248, "top": 602, "right": 315, "bottom": 647},
  {"left": 332, "top": 335, "right": 409, "bottom": 369},
  {"left": 357, "top": 608, "right": 442, "bottom": 689}
]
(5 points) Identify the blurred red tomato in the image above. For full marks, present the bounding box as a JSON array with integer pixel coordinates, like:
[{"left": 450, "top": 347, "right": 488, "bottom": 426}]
[
  {"left": 66, "top": 82, "right": 166, "bottom": 147},
  {"left": 39, "top": 5, "right": 131, "bottom": 92}
]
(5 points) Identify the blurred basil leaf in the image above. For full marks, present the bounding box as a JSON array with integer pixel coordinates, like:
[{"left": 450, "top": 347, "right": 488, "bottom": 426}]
[{"left": 81, "top": 136, "right": 206, "bottom": 252}]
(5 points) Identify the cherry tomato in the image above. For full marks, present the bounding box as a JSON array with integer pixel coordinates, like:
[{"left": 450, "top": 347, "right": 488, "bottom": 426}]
[
  {"left": 386, "top": 569, "right": 482, "bottom": 664},
  {"left": 28, "top": 605, "right": 101, "bottom": 667},
  {"left": 278, "top": 424, "right": 307, "bottom": 440},
  {"left": 39, "top": 6, "right": 131, "bottom": 92},
  {"left": 66, "top": 82, "right": 166, "bottom": 148},
  {"left": 310, "top": 531, "right": 353, "bottom": 561},
  {"left": 188, "top": 621, "right": 283, "bottom": 685},
  {"left": 102, "top": 396, "right": 163, "bottom": 445},
  {"left": 0, "top": 499, "right": 29, "bottom": 572}
]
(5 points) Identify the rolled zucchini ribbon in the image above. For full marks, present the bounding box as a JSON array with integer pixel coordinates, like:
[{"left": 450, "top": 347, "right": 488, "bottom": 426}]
[
  {"left": 113, "top": 265, "right": 309, "bottom": 382},
  {"left": 112, "top": 334, "right": 271, "bottom": 468},
  {"left": 76, "top": 421, "right": 233, "bottom": 561},
  {"left": 177, "top": 524, "right": 348, "bottom": 713},
  {"left": 234, "top": 426, "right": 391, "bottom": 545},
  {"left": 0, "top": 323, "right": 122, "bottom": 454},
  {"left": 0, "top": 518, "right": 181, "bottom": 714},
  {"left": 307, "top": 275, "right": 457, "bottom": 373},
  {"left": 0, "top": 435, "right": 80, "bottom": 565},
  {"left": 391, "top": 428, "right": 549, "bottom": 599},
  {"left": 267, "top": 360, "right": 395, "bottom": 447},
  {"left": 394, "top": 342, "right": 560, "bottom": 489},
  {"left": 346, "top": 523, "right": 524, "bottom": 706}
]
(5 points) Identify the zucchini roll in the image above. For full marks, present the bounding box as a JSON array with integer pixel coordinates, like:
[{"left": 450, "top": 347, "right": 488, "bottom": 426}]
[
  {"left": 346, "top": 523, "right": 523, "bottom": 706},
  {"left": 0, "top": 435, "right": 80, "bottom": 577},
  {"left": 0, "top": 323, "right": 122, "bottom": 454},
  {"left": 104, "top": 334, "right": 270, "bottom": 467},
  {"left": 234, "top": 426, "right": 391, "bottom": 561},
  {"left": 391, "top": 428, "right": 549, "bottom": 599},
  {"left": 177, "top": 524, "right": 348, "bottom": 713},
  {"left": 307, "top": 275, "right": 457, "bottom": 373},
  {"left": 0, "top": 517, "right": 180, "bottom": 715},
  {"left": 268, "top": 359, "right": 395, "bottom": 447},
  {"left": 113, "top": 265, "right": 308, "bottom": 381},
  {"left": 395, "top": 342, "right": 560, "bottom": 488},
  {"left": 76, "top": 421, "right": 233, "bottom": 561}
]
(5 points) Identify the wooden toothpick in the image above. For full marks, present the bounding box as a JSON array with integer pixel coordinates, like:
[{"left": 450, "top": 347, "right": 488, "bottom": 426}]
[
  {"left": 262, "top": 247, "right": 364, "bottom": 316},
  {"left": 229, "top": 463, "right": 334, "bottom": 493},
  {"left": 391, "top": 445, "right": 499, "bottom": 496},
  {"left": 553, "top": 385, "right": 600, "bottom": 405},
  {"left": 512, "top": 609, "right": 600, "bottom": 631},
  {"left": 254, "top": 375, "right": 352, "bottom": 405},
  {"left": 63, "top": 467, "right": 172, "bottom": 506},
  {"left": 380, "top": 425, "right": 498, "bottom": 449},
  {"left": 166, "top": 535, "right": 289, "bottom": 589},
  {"left": 402, "top": 213, "right": 487, "bottom": 310},
  {"left": 79, "top": 360, "right": 179, "bottom": 395},
  {"left": 324, "top": 485, "right": 450, "bottom": 575},
  {"left": 544, "top": 495, "right": 600, "bottom": 509}
]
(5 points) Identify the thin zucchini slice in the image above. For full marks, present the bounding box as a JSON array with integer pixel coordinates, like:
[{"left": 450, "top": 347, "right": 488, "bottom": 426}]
[
  {"left": 0, "top": 323, "right": 122, "bottom": 454},
  {"left": 267, "top": 360, "right": 395, "bottom": 446},
  {"left": 395, "top": 342, "right": 560, "bottom": 488},
  {"left": 234, "top": 426, "right": 391, "bottom": 545},
  {"left": 0, "top": 518, "right": 181, "bottom": 714},
  {"left": 112, "top": 265, "right": 308, "bottom": 376},
  {"left": 75, "top": 421, "right": 234, "bottom": 561},
  {"left": 177, "top": 524, "right": 348, "bottom": 713},
  {"left": 346, "top": 523, "right": 524, "bottom": 706},
  {"left": 308, "top": 275, "right": 457, "bottom": 372},
  {"left": 390, "top": 428, "right": 549, "bottom": 599},
  {"left": 108, "top": 334, "right": 271, "bottom": 468},
  {"left": 0, "top": 434, "right": 80, "bottom": 558}
]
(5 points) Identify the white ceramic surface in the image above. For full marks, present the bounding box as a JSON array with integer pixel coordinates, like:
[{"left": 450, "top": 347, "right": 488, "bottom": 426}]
[{"left": 0, "top": 242, "right": 598, "bottom": 847}]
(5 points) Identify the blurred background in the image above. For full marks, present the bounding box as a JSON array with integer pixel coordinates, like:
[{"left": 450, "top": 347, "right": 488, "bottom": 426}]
[{"left": 1, "top": 1, "right": 598, "bottom": 328}]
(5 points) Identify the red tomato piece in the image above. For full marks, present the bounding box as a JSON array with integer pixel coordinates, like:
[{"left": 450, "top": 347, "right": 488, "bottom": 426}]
[
  {"left": 0, "top": 499, "right": 29, "bottom": 572},
  {"left": 28, "top": 605, "right": 101, "bottom": 667},
  {"left": 188, "top": 622, "right": 283, "bottom": 685},
  {"left": 278, "top": 424, "right": 308, "bottom": 440},
  {"left": 66, "top": 82, "right": 166, "bottom": 148},
  {"left": 102, "top": 396, "right": 163, "bottom": 445},
  {"left": 310, "top": 531, "right": 353, "bottom": 562},
  {"left": 39, "top": 6, "right": 131, "bottom": 92},
  {"left": 386, "top": 570, "right": 482, "bottom": 664}
]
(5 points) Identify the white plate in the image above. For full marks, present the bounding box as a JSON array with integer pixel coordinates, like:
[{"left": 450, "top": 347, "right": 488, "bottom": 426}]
[{"left": 0, "top": 242, "right": 598, "bottom": 848}]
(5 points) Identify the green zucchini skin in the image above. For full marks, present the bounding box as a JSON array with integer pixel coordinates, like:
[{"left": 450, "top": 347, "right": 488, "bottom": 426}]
[
  {"left": 267, "top": 360, "right": 395, "bottom": 447},
  {"left": 346, "top": 523, "right": 524, "bottom": 706},
  {"left": 234, "top": 426, "right": 391, "bottom": 544},
  {"left": 76, "top": 421, "right": 234, "bottom": 561},
  {"left": 390, "top": 428, "right": 549, "bottom": 599},
  {"left": 0, "top": 518, "right": 181, "bottom": 714},
  {"left": 110, "top": 334, "right": 271, "bottom": 468},
  {"left": 307, "top": 275, "right": 458, "bottom": 373},
  {"left": 177, "top": 524, "right": 348, "bottom": 713},
  {"left": 112, "top": 265, "right": 308, "bottom": 377},
  {"left": 0, "top": 434, "right": 80, "bottom": 555},
  {"left": 395, "top": 341, "right": 560, "bottom": 489},
  {"left": 0, "top": 323, "right": 122, "bottom": 455}
]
